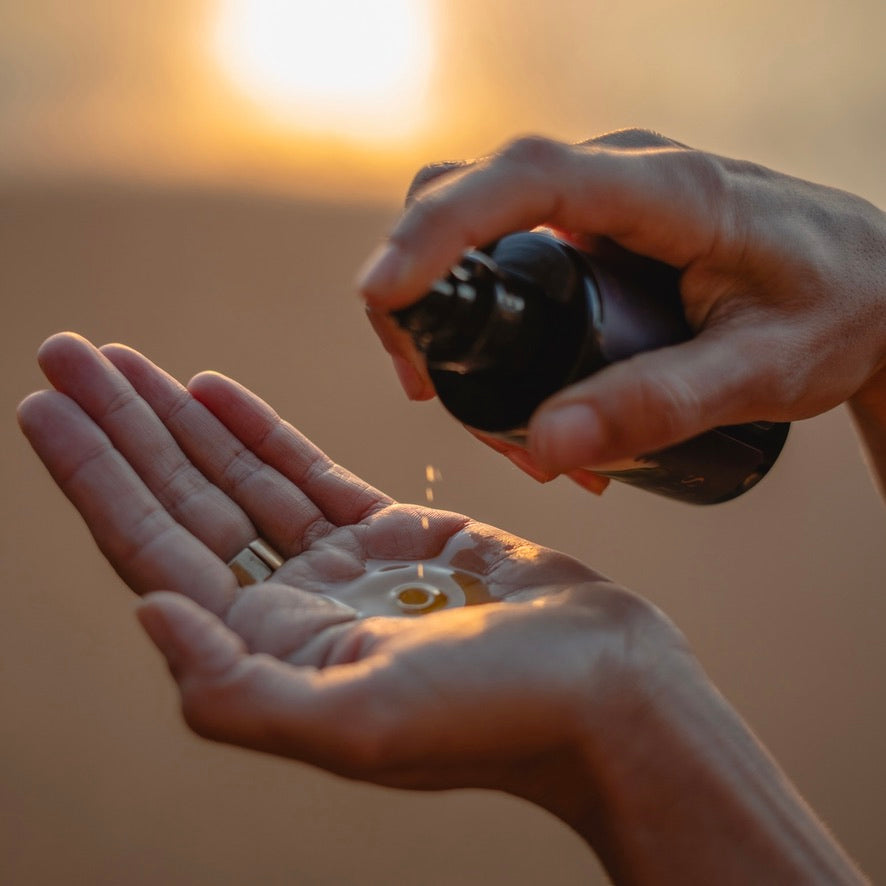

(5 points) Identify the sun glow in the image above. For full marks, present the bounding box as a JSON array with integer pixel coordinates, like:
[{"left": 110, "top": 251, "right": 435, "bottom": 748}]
[{"left": 212, "top": 0, "right": 434, "bottom": 143}]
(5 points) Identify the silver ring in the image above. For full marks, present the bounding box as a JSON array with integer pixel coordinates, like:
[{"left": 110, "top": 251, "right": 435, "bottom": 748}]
[{"left": 227, "top": 538, "right": 284, "bottom": 587}]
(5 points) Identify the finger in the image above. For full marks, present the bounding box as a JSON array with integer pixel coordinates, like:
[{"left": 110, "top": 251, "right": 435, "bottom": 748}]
[
  {"left": 362, "top": 158, "right": 479, "bottom": 390},
  {"left": 566, "top": 469, "right": 610, "bottom": 496},
  {"left": 545, "top": 131, "right": 686, "bottom": 256},
  {"left": 186, "top": 371, "right": 394, "bottom": 529},
  {"left": 365, "top": 306, "right": 435, "bottom": 400},
  {"left": 357, "top": 135, "right": 724, "bottom": 310},
  {"left": 528, "top": 325, "right": 766, "bottom": 472},
  {"left": 404, "top": 159, "right": 472, "bottom": 205},
  {"left": 37, "top": 333, "right": 255, "bottom": 559},
  {"left": 370, "top": 157, "right": 461, "bottom": 398},
  {"left": 470, "top": 430, "right": 609, "bottom": 492},
  {"left": 468, "top": 429, "right": 558, "bottom": 483},
  {"left": 577, "top": 128, "right": 689, "bottom": 150},
  {"left": 360, "top": 134, "right": 695, "bottom": 394},
  {"left": 137, "top": 592, "right": 247, "bottom": 679},
  {"left": 402, "top": 130, "right": 682, "bottom": 211},
  {"left": 100, "top": 344, "right": 341, "bottom": 558},
  {"left": 137, "top": 592, "right": 390, "bottom": 777},
  {"left": 18, "top": 391, "right": 236, "bottom": 612}
]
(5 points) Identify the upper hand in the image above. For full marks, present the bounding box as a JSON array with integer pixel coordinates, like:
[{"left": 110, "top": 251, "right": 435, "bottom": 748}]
[{"left": 358, "top": 129, "right": 886, "bottom": 475}]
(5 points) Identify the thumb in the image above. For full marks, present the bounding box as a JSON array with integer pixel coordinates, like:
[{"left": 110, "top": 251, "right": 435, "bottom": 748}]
[
  {"left": 528, "top": 331, "right": 762, "bottom": 473},
  {"left": 136, "top": 591, "right": 245, "bottom": 681},
  {"left": 135, "top": 592, "right": 387, "bottom": 775}
]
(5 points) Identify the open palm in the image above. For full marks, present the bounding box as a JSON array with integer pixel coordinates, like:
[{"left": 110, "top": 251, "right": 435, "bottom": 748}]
[{"left": 18, "top": 333, "right": 676, "bottom": 802}]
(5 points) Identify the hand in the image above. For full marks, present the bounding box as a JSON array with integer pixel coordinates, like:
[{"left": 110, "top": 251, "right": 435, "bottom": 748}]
[
  {"left": 358, "top": 129, "right": 886, "bottom": 476},
  {"left": 18, "top": 333, "right": 865, "bottom": 882},
  {"left": 16, "top": 332, "right": 671, "bottom": 799}
]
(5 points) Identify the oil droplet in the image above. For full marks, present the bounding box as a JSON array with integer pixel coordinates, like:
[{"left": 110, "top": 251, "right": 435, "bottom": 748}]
[
  {"left": 420, "top": 464, "right": 441, "bottom": 530},
  {"left": 320, "top": 536, "right": 494, "bottom": 618},
  {"left": 393, "top": 583, "right": 444, "bottom": 613}
]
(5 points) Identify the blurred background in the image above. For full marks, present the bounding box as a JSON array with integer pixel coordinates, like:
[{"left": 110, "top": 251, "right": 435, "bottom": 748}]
[{"left": 2, "top": 1, "right": 884, "bottom": 883}]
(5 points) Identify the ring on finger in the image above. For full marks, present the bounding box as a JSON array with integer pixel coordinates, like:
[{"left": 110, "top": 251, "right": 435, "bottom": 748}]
[{"left": 227, "top": 538, "right": 284, "bottom": 587}]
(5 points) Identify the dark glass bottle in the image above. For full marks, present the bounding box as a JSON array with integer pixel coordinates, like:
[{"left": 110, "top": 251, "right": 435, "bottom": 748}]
[{"left": 392, "top": 230, "right": 789, "bottom": 504}]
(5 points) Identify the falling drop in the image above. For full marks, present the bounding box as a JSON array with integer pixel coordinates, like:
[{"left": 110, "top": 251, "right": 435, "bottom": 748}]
[
  {"left": 420, "top": 464, "right": 440, "bottom": 533},
  {"left": 417, "top": 563, "right": 425, "bottom": 578},
  {"left": 425, "top": 465, "right": 442, "bottom": 483}
]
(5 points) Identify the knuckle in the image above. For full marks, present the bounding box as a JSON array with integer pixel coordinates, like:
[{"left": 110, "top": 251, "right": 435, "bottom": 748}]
[
  {"left": 497, "top": 134, "right": 567, "bottom": 173},
  {"left": 397, "top": 186, "right": 458, "bottom": 236},
  {"left": 405, "top": 161, "right": 468, "bottom": 205},
  {"left": 220, "top": 446, "right": 263, "bottom": 496},
  {"left": 583, "top": 127, "right": 683, "bottom": 150},
  {"left": 101, "top": 386, "right": 138, "bottom": 421},
  {"left": 680, "top": 149, "right": 730, "bottom": 207}
]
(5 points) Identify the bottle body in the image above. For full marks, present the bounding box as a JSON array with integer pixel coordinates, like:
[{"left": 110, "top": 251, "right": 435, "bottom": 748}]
[{"left": 393, "top": 231, "right": 788, "bottom": 504}]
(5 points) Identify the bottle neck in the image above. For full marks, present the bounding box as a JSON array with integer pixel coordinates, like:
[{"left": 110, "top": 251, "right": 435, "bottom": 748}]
[{"left": 392, "top": 248, "right": 534, "bottom": 373}]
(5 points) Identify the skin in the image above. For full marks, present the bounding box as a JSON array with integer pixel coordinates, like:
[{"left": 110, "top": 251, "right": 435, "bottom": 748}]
[
  {"left": 358, "top": 130, "right": 886, "bottom": 492},
  {"left": 18, "top": 333, "right": 868, "bottom": 883}
]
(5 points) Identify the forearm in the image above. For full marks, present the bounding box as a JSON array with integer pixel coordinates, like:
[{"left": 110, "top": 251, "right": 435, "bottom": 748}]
[
  {"left": 571, "top": 656, "right": 866, "bottom": 885},
  {"left": 846, "top": 203, "right": 886, "bottom": 500},
  {"left": 849, "top": 367, "right": 886, "bottom": 502}
]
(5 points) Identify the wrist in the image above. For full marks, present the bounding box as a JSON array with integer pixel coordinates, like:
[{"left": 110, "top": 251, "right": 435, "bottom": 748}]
[
  {"left": 850, "top": 363, "right": 886, "bottom": 412},
  {"left": 848, "top": 370, "right": 886, "bottom": 500},
  {"left": 564, "top": 605, "right": 864, "bottom": 883},
  {"left": 844, "top": 200, "right": 886, "bottom": 409},
  {"left": 859, "top": 206, "right": 886, "bottom": 388},
  {"left": 848, "top": 207, "right": 886, "bottom": 493},
  {"left": 494, "top": 588, "right": 690, "bottom": 845}
]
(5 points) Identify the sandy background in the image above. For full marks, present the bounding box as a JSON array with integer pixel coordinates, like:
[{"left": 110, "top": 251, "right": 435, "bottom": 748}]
[{"left": 2, "top": 1, "right": 885, "bottom": 883}]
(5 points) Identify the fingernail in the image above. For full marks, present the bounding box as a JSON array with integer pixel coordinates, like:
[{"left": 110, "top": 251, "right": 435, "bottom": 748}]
[
  {"left": 356, "top": 241, "right": 412, "bottom": 301},
  {"left": 566, "top": 469, "right": 610, "bottom": 496},
  {"left": 505, "top": 447, "right": 556, "bottom": 482},
  {"left": 531, "top": 403, "right": 602, "bottom": 471},
  {"left": 392, "top": 355, "right": 425, "bottom": 400}
]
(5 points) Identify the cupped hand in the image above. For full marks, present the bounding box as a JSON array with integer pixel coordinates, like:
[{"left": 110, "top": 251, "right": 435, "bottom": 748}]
[
  {"left": 359, "top": 129, "right": 886, "bottom": 476},
  {"left": 17, "top": 333, "right": 680, "bottom": 805}
]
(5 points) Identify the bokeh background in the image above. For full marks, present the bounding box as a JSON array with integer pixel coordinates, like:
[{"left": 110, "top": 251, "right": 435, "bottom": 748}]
[{"left": 2, "top": 1, "right": 885, "bottom": 883}]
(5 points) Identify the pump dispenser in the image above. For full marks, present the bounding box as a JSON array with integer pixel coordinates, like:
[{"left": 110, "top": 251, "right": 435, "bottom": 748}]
[{"left": 392, "top": 230, "right": 789, "bottom": 505}]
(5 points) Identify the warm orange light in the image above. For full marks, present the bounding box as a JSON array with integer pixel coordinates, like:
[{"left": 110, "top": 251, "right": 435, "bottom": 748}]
[{"left": 211, "top": 0, "right": 434, "bottom": 144}]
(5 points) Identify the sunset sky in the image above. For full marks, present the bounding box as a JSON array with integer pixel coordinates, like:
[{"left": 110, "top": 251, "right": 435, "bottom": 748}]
[{"left": 1, "top": 0, "right": 883, "bottom": 200}]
